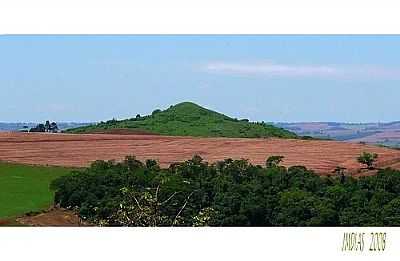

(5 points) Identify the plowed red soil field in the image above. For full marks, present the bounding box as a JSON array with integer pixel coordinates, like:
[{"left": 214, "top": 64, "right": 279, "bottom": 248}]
[{"left": 1, "top": 132, "right": 400, "bottom": 175}]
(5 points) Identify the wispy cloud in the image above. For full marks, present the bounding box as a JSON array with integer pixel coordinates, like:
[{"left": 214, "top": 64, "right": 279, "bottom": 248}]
[{"left": 204, "top": 61, "right": 400, "bottom": 79}]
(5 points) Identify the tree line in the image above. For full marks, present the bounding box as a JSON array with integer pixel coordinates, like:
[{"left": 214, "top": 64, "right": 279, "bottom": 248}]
[
  {"left": 50, "top": 152, "right": 400, "bottom": 226},
  {"left": 30, "top": 121, "right": 59, "bottom": 133}
]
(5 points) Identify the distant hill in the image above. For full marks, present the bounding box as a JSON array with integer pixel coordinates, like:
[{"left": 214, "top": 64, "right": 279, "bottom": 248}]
[
  {"left": 66, "top": 102, "right": 297, "bottom": 139},
  {"left": 274, "top": 121, "right": 400, "bottom": 148}
]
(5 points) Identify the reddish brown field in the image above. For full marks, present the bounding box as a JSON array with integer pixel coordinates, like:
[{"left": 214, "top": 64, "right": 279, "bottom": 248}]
[{"left": 1, "top": 132, "right": 400, "bottom": 175}]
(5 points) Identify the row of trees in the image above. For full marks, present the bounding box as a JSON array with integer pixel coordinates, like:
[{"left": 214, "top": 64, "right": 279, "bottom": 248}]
[
  {"left": 50, "top": 152, "right": 400, "bottom": 226},
  {"left": 30, "top": 121, "right": 59, "bottom": 133}
]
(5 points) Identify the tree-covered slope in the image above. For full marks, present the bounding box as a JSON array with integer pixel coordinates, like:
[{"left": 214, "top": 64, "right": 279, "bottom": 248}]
[{"left": 66, "top": 102, "right": 297, "bottom": 138}]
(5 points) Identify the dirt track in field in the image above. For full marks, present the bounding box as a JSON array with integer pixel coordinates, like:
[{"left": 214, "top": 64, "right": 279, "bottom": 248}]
[{"left": 1, "top": 132, "right": 400, "bottom": 175}]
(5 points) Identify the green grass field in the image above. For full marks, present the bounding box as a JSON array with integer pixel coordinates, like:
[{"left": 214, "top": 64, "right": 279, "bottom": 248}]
[{"left": 0, "top": 162, "right": 72, "bottom": 220}]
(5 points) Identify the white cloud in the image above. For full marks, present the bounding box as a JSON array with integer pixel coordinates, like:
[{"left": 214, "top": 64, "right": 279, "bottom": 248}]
[{"left": 204, "top": 61, "right": 400, "bottom": 79}]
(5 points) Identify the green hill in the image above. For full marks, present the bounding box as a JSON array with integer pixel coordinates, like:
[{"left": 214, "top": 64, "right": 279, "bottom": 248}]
[{"left": 66, "top": 102, "right": 297, "bottom": 139}]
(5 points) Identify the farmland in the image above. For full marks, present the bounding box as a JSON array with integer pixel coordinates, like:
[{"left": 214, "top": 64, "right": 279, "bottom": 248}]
[
  {"left": 0, "top": 162, "right": 71, "bottom": 220},
  {"left": 1, "top": 132, "right": 400, "bottom": 175},
  {"left": 2, "top": 129, "right": 400, "bottom": 226},
  {"left": 275, "top": 121, "right": 400, "bottom": 148}
]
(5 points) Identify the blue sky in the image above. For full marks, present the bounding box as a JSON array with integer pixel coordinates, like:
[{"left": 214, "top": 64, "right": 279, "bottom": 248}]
[{"left": 1, "top": 35, "right": 399, "bottom": 123}]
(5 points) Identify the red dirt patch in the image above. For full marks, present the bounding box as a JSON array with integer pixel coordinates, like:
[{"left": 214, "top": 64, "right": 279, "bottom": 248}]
[
  {"left": 16, "top": 208, "right": 85, "bottom": 226},
  {"left": 1, "top": 132, "right": 400, "bottom": 175},
  {"left": 0, "top": 219, "right": 9, "bottom": 225}
]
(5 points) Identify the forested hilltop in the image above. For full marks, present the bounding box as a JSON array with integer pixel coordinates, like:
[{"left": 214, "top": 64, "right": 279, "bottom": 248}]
[{"left": 66, "top": 102, "right": 297, "bottom": 139}]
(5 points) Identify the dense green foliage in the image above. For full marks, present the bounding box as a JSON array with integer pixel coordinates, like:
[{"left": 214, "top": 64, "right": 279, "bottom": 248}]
[
  {"left": 0, "top": 162, "right": 71, "bottom": 219},
  {"left": 51, "top": 155, "right": 400, "bottom": 226},
  {"left": 67, "top": 102, "right": 297, "bottom": 138},
  {"left": 357, "top": 151, "right": 378, "bottom": 169}
]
